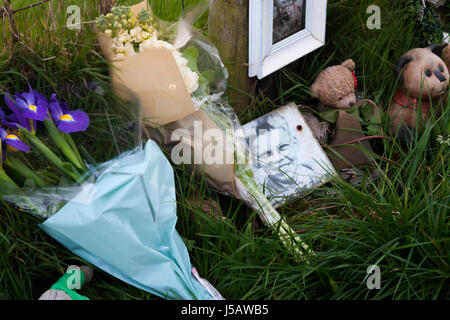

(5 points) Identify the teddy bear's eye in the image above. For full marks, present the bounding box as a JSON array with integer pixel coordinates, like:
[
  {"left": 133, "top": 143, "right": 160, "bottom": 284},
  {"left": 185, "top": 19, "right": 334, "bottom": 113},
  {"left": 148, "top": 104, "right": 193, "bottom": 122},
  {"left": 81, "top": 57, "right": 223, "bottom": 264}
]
[
  {"left": 338, "top": 97, "right": 343, "bottom": 101},
  {"left": 425, "top": 70, "right": 432, "bottom": 77},
  {"left": 438, "top": 65, "right": 444, "bottom": 73}
]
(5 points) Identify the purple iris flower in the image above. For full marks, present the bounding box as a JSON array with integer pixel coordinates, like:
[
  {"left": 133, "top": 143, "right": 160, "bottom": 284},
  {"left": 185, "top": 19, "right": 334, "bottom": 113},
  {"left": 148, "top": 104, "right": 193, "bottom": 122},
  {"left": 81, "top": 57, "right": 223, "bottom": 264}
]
[
  {"left": 3, "top": 92, "right": 35, "bottom": 131},
  {"left": 48, "top": 94, "right": 89, "bottom": 133},
  {"left": 0, "top": 127, "right": 30, "bottom": 153},
  {"left": 14, "top": 86, "right": 48, "bottom": 122},
  {"left": 2, "top": 85, "right": 49, "bottom": 132}
]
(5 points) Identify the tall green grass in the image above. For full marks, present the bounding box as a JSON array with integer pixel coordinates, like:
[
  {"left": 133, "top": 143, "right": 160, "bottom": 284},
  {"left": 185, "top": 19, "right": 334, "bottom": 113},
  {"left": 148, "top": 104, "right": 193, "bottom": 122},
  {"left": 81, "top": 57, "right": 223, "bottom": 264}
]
[{"left": 0, "top": 0, "right": 449, "bottom": 300}]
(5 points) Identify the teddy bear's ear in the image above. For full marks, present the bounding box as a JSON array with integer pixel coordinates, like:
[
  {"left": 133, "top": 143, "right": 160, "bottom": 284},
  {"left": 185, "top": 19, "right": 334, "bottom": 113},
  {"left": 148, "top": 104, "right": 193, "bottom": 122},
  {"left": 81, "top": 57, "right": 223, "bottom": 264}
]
[
  {"left": 341, "top": 59, "right": 356, "bottom": 72},
  {"left": 393, "top": 55, "right": 413, "bottom": 83},
  {"left": 427, "top": 44, "right": 444, "bottom": 57}
]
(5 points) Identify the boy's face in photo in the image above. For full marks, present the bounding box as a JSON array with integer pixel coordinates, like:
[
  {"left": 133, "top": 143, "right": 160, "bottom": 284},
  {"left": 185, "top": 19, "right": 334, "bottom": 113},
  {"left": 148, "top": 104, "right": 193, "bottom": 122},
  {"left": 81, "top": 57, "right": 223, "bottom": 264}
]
[{"left": 245, "top": 114, "right": 313, "bottom": 195}]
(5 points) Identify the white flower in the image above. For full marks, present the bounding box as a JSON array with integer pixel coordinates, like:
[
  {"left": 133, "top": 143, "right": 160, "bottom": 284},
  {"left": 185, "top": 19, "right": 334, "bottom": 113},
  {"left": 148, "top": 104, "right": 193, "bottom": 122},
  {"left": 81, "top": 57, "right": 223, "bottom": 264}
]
[
  {"left": 135, "top": 31, "right": 150, "bottom": 43},
  {"left": 436, "top": 134, "right": 450, "bottom": 146},
  {"left": 123, "top": 42, "right": 136, "bottom": 56},
  {"left": 130, "top": 26, "right": 143, "bottom": 38},
  {"left": 181, "top": 67, "right": 199, "bottom": 93},
  {"left": 111, "top": 37, "right": 122, "bottom": 48},
  {"left": 174, "top": 55, "right": 188, "bottom": 68},
  {"left": 104, "top": 29, "right": 112, "bottom": 37},
  {"left": 139, "top": 37, "right": 158, "bottom": 51},
  {"left": 116, "top": 30, "right": 131, "bottom": 43},
  {"left": 113, "top": 39, "right": 136, "bottom": 57},
  {"left": 129, "top": 26, "right": 151, "bottom": 43}
]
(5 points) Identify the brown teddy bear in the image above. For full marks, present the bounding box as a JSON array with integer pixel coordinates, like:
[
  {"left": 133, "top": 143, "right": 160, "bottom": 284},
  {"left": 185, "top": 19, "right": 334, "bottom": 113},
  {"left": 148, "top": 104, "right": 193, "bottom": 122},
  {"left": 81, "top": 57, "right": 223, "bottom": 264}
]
[
  {"left": 311, "top": 59, "right": 357, "bottom": 109},
  {"left": 308, "top": 59, "right": 374, "bottom": 169},
  {"left": 388, "top": 45, "right": 449, "bottom": 141}
]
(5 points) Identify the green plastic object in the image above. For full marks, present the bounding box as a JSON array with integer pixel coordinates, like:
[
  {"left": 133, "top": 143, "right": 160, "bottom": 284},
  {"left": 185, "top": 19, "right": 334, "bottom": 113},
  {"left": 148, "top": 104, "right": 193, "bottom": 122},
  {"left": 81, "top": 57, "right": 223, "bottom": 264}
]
[{"left": 49, "top": 267, "right": 89, "bottom": 300}]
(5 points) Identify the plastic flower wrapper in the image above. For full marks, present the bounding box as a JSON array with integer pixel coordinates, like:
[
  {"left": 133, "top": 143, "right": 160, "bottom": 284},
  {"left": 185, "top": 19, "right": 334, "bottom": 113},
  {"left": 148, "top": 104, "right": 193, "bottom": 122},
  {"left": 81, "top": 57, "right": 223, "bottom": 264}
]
[
  {"left": 39, "top": 140, "right": 221, "bottom": 300},
  {"left": 1, "top": 85, "right": 222, "bottom": 300},
  {"left": 133, "top": 2, "right": 338, "bottom": 259}
]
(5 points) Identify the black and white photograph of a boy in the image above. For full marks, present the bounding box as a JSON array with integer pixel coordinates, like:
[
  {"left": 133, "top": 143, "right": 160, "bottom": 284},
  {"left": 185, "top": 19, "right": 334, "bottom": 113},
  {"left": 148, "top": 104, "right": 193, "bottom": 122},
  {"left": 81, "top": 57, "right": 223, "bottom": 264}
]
[{"left": 273, "top": 0, "right": 306, "bottom": 44}]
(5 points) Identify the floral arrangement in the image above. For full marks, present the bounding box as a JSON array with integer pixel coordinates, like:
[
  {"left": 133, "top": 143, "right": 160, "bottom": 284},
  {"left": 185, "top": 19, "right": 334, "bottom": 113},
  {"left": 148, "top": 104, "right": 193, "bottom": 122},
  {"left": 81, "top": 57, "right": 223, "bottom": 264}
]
[
  {"left": 0, "top": 86, "right": 89, "bottom": 215},
  {"left": 96, "top": 6, "right": 199, "bottom": 94}
]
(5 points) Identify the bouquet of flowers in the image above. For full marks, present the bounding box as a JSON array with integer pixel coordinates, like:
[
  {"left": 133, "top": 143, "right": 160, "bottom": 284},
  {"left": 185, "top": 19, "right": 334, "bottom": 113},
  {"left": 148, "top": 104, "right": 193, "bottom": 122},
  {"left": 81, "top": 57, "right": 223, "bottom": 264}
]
[
  {"left": 95, "top": 2, "right": 207, "bottom": 126},
  {"left": 96, "top": 5, "right": 199, "bottom": 94},
  {"left": 0, "top": 85, "right": 222, "bottom": 300},
  {"left": 0, "top": 86, "right": 89, "bottom": 212}
]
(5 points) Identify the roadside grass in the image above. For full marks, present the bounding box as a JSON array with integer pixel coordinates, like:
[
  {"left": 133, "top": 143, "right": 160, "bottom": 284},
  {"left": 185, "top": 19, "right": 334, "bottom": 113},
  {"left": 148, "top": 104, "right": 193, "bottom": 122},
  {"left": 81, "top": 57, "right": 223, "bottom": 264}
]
[{"left": 0, "top": 0, "right": 449, "bottom": 300}]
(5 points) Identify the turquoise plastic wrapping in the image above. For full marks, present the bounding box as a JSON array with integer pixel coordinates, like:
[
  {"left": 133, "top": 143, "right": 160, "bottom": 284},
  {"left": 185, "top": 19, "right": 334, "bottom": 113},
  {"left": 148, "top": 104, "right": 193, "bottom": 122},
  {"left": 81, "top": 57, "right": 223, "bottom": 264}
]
[{"left": 40, "top": 140, "right": 215, "bottom": 300}]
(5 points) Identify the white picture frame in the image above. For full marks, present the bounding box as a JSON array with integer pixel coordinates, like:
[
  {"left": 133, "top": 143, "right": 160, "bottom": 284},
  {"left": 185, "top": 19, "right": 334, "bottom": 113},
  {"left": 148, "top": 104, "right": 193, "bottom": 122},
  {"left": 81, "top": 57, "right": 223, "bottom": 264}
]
[{"left": 249, "top": 0, "right": 327, "bottom": 79}]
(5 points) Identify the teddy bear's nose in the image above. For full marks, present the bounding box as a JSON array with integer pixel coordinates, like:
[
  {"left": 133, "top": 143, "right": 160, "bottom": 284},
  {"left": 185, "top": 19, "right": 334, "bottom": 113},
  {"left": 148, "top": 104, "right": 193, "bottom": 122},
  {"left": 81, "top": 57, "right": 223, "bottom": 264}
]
[{"left": 434, "top": 70, "right": 446, "bottom": 83}]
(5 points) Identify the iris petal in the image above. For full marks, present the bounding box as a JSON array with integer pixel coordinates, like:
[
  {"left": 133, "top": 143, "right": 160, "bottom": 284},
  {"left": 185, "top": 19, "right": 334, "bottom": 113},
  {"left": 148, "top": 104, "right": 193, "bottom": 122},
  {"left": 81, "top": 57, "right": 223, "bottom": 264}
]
[
  {"left": 20, "top": 92, "right": 36, "bottom": 108},
  {"left": 22, "top": 102, "right": 48, "bottom": 121},
  {"left": 4, "top": 93, "right": 30, "bottom": 130},
  {"left": 57, "top": 110, "right": 89, "bottom": 133},
  {"left": 5, "top": 133, "right": 30, "bottom": 152},
  {"left": 48, "top": 94, "right": 64, "bottom": 121},
  {"left": 0, "top": 127, "right": 7, "bottom": 141},
  {"left": 34, "top": 91, "right": 49, "bottom": 108}
]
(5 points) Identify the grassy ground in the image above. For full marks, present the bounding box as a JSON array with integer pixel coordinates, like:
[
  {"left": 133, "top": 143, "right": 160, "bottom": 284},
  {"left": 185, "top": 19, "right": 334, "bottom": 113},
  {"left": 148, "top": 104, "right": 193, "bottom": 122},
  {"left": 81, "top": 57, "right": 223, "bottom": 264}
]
[{"left": 0, "top": 0, "right": 449, "bottom": 300}]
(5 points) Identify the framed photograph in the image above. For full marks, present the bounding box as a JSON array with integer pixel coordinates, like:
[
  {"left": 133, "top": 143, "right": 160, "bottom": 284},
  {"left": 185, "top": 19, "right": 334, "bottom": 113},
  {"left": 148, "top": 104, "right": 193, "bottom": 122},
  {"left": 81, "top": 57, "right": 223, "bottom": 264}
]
[{"left": 249, "top": 0, "right": 327, "bottom": 79}]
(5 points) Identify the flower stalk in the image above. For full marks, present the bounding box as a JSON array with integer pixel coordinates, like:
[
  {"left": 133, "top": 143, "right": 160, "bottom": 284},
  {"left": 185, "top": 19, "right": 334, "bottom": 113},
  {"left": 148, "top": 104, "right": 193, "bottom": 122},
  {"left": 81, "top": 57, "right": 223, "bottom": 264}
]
[
  {"left": 3, "top": 155, "right": 46, "bottom": 187},
  {"left": 20, "top": 128, "right": 81, "bottom": 182},
  {"left": 43, "top": 116, "right": 86, "bottom": 171}
]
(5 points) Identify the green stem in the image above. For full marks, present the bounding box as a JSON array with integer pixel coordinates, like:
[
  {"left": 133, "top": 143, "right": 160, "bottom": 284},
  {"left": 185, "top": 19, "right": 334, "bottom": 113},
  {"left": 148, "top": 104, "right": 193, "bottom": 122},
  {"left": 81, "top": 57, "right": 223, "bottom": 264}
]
[
  {"left": 29, "top": 119, "right": 35, "bottom": 135},
  {"left": 43, "top": 117, "right": 86, "bottom": 171},
  {"left": 4, "top": 155, "right": 47, "bottom": 187},
  {"left": 202, "top": 103, "right": 311, "bottom": 261},
  {"left": 20, "top": 128, "right": 81, "bottom": 182},
  {"left": 0, "top": 168, "right": 41, "bottom": 214},
  {"left": 0, "top": 167, "right": 16, "bottom": 185},
  {"left": 63, "top": 132, "right": 85, "bottom": 169}
]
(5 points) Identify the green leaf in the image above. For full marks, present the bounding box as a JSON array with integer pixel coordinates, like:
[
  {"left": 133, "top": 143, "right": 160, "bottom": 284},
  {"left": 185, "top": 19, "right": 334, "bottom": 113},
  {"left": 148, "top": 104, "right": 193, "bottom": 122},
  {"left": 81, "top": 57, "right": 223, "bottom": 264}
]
[
  {"left": 195, "top": 74, "right": 211, "bottom": 97},
  {"left": 182, "top": 47, "right": 199, "bottom": 73},
  {"left": 44, "top": 118, "right": 86, "bottom": 171},
  {"left": 318, "top": 109, "right": 339, "bottom": 123},
  {"left": 329, "top": 276, "right": 339, "bottom": 294},
  {"left": 361, "top": 103, "right": 382, "bottom": 136},
  {"left": 201, "top": 70, "right": 216, "bottom": 83},
  {"left": 346, "top": 106, "right": 363, "bottom": 123},
  {"left": 181, "top": 236, "right": 196, "bottom": 252}
]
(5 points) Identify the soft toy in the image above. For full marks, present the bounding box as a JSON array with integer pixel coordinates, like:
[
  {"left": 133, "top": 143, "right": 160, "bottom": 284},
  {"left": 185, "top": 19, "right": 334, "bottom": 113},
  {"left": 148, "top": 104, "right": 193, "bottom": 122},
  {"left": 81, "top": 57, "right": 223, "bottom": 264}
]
[
  {"left": 304, "top": 59, "right": 358, "bottom": 145},
  {"left": 310, "top": 59, "right": 357, "bottom": 109},
  {"left": 308, "top": 59, "right": 375, "bottom": 169},
  {"left": 442, "top": 44, "right": 450, "bottom": 72},
  {"left": 388, "top": 45, "right": 449, "bottom": 141}
]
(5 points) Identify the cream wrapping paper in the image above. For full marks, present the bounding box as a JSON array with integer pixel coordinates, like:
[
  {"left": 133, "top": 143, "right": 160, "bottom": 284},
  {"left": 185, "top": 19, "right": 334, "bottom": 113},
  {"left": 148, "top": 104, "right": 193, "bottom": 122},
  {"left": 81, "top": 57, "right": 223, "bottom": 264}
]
[{"left": 95, "top": 2, "right": 197, "bottom": 126}]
